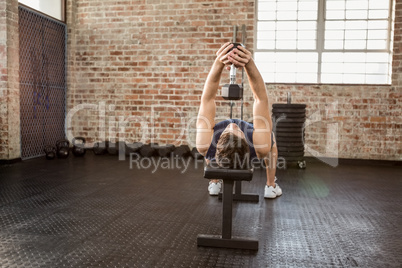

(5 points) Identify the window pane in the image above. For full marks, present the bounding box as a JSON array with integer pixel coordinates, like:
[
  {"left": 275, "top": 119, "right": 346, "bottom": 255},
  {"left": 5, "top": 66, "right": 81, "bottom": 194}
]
[
  {"left": 369, "top": 9, "right": 389, "bottom": 19},
  {"left": 346, "top": 20, "right": 368, "bottom": 30},
  {"left": 366, "top": 63, "right": 388, "bottom": 74},
  {"left": 326, "top": 0, "right": 345, "bottom": 10},
  {"left": 368, "top": 29, "right": 387, "bottom": 39},
  {"left": 276, "top": 40, "right": 297, "bottom": 49},
  {"left": 299, "top": 2, "right": 318, "bottom": 11},
  {"left": 344, "top": 40, "right": 366, "bottom": 49},
  {"left": 367, "top": 39, "right": 387, "bottom": 49},
  {"left": 276, "top": 73, "right": 296, "bottom": 83},
  {"left": 257, "top": 30, "right": 276, "bottom": 40},
  {"left": 321, "top": 73, "right": 343, "bottom": 83},
  {"left": 325, "top": 40, "right": 344, "bottom": 49},
  {"left": 298, "top": 11, "right": 318, "bottom": 20},
  {"left": 322, "top": 53, "right": 344, "bottom": 62},
  {"left": 257, "top": 40, "right": 275, "bottom": 50},
  {"left": 326, "top": 21, "right": 345, "bottom": 30},
  {"left": 368, "top": 20, "right": 388, "bottom": 29},
  {"left": 277, "top": 1, "right": 298, "bottom": 11},
  {"left": 298, "top": 21, "right": 316, "bottom": 30},
  {"left": 346, "top": 10, "right": 368, "bottom": 19},
  {"left": 277, "top": 21, "right": 297, "bottom": 31},
  {"left": 326, "top": 10, "right": 345, "bottom": 19},
  {"left": 19, "top": 0, "right": 64, "bottom": 20},
  {"left": 369, "top": 0, "right": 389, "bottom": 10},
  {"left": 258, "top": 21, "right": 276, "bottom": 31},
  {"left": 258, "top": 11, "right": 276, "bottom": 20},
  {"left": 296, "top": 73, "right": 318, "bottom": 83},
  {"left": 346, "top": 0, "right": 368, "bottom": 10},
  {"left": 325, "top": 30, "right": 344, "bottom": 40},
  {"left": 366, "top": 74, "right": 388, "bottom": 84},
  {"left": 298, "top": 40, "right": 316, "bottom": 49},
  {"left": 277, "top": 11, "right": 298, "bottom": 20}
]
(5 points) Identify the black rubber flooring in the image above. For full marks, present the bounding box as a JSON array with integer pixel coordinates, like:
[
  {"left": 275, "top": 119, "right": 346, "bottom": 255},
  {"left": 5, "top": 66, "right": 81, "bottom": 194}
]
[{"left": 0, "top": 153, "right": 401, "bottom": 267}]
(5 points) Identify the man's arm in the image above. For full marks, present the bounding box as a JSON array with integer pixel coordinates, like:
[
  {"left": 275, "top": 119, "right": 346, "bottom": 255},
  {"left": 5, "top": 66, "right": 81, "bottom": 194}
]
[
  {"left": 196, "top": 43, "right": 233, "bottom": 155},
  {"left": 228, "top": 46, "right": 272, "bottom": 157}
]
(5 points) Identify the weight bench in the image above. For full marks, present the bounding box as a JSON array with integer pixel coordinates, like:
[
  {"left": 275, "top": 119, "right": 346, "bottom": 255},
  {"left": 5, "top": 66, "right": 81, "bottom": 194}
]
[{"left": 197, "top": 162, "right": 259, "bottom": 250}]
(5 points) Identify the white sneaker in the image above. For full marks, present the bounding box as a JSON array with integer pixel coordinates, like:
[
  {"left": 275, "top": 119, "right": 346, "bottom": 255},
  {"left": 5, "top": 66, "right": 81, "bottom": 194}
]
[
  {"left": 264, "top": 178, "right": 282, "bottom": 199},
  {"left": 208, "top": 181, "right": 222, "bottom": 196},
  {"left": 274, "top": 177, "right": 282, "bottom": 197},
  {"left": 274, "top": 183, "right": 282, "bottom": 197},
  {"left": 264, "top": 185, "right": 277, "bottom": 199}
]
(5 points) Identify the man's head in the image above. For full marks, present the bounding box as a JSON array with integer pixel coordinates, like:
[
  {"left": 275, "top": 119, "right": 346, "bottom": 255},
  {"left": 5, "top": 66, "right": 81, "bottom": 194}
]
[{"left": 215, "top": 123, "right": 250, "bottom": 169}]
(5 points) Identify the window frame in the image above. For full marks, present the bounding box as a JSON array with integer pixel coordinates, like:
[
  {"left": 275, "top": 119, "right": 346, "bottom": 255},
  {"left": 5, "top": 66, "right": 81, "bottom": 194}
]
[{"left": 254, "top": 0, "right": 395, "bottom": 85}]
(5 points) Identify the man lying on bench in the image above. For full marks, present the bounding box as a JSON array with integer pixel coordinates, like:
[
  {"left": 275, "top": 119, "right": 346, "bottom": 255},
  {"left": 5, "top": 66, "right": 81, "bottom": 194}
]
[{"left": 196, "top": 42, "right": 282, "bottom": 199}]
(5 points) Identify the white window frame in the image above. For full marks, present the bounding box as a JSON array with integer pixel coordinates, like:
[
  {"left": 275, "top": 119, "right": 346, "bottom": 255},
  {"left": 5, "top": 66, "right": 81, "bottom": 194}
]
[{"left": 255, "top": 0, "right": 394, "bottom": 85}]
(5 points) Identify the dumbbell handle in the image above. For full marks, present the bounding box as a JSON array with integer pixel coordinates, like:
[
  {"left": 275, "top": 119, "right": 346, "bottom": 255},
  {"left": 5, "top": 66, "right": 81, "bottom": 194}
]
[{"left": 230, "top": 64, "right": 236, "bottom": 84}]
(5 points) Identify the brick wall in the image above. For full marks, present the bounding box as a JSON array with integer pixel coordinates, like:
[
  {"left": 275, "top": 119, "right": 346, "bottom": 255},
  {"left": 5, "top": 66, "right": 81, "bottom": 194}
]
[
  {"left": 0, "top": 0, "right": 20, "bottom": 161},
  {"left": 62, "top": 0, "right": 401, "bottom": 161}
]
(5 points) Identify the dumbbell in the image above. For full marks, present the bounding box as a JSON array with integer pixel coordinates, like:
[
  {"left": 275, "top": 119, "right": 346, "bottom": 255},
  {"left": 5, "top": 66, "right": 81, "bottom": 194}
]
[
  {"left": 93, "top": 141, "right": 107, "bottom": 155},
  {"left": 173, "top": 145, "right": 191, "bottom": 158},
  {"left": 222, "top": 43, "right": 244, "bottom": 101},
  {"left": 139, "top": 143, "right": 159, "bottom": 157},
  {"left": 191, "top": 147, "right": 204, "bottom": 159},
  {"left": 156, "top": 144, "right": 176, "bottom": 157},
  {"left": 125, "top": 142, "right": 143, "bottom": 156}
]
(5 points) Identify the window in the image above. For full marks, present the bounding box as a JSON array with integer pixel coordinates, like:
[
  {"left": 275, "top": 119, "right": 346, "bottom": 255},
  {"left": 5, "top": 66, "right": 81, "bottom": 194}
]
[
  {"left": 19, "top": 0, "right": 65, "bottom": 21},
  {"left": 255, "top": 0, "right": 394, "bottom": 84}
]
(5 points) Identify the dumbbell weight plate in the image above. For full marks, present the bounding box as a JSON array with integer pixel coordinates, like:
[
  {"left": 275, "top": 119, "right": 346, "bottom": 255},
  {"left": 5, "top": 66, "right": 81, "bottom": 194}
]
[
  {"left": 275, "top": 122, "right": 305, "bottom": 128},
  {"left": 276, "top": 141, "right": 304, "bottom": 147},
  {"left": 272, "top": 108, "right": 306, "bottom": 113},
  {"left": 272, "top": 112, "right": 306, "bottom": 118},
  {"left": 275, "top": 127, "right": 305, "bottom": 132},
  {"left": 278, "top": 146, "right": 305, "bottom": 152},
  {"left": 278, "top": 151, "right": 305, "bottom": 157},
  {"left": 272, "top": 104, "right": 306, "bottom": 109},
  {"left": 275, "top": 132, "right": 304, "bottom": 137},
  {"left": 273, "top": 118, "right": 306, "bottom": 123},
  {"left": 280, "top": 156, "right": 305, "bottom": 162}
]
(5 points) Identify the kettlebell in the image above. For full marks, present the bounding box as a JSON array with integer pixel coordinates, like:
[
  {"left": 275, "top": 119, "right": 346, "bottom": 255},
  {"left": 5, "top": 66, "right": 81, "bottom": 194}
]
[
  {"left": 93, "top": 141, "right": 107, "bottom": 155},
  {"left": 72, "top": 137, "right": 86, "bottom": 157},
  {"left": 56, "top": 139, "right": 70, "bottom": 159},
  {"left": 44, "top": 145, "right": 56, "bottom": 160}
]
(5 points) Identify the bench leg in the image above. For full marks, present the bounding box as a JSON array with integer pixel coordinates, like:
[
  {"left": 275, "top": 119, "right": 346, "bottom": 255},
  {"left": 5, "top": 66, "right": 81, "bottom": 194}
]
[
  {"left": 197, "top": 180, "right": 259, "bottom": 251},
  {"left": 218, "top": 181, "right": 259, "bottom": 202}
]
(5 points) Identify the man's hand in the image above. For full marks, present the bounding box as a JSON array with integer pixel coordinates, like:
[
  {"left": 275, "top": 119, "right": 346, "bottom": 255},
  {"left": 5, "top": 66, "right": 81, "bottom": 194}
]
[
  {"left": 227, "top": 45, "right": 252, "bottom": 69},
  {"left": 216, "top": 42, "right": 234, "bottom": 70}
]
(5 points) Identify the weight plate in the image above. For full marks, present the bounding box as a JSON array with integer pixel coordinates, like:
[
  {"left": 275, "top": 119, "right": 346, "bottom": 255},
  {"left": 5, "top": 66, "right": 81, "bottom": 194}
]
[
  {"left": 279, "top": 152, "right": 305, "bottom": 157},
  {"left": 273, "top": 118, "right": 306, "bottom": 123},
  {"left": 278, "top": 146, "right": 305, "bottom": 152},
  {"left": 273, "top": 104, "right": 306, "bottom": 109},
  {"left": 275, "top": 127, "right": 304, "bottom": 132},
  {"left": 276, "top": 141, "right": 304, "bottom": 147},
  {"left": 275, "top": 132, "right": 304, "bottom": 137},
  {"left": 279, "top": 156, "right": 305, "bottom": 162},
  {"left": 275, "top": 122, "right": 305, "bottom": 128},
  {"left": 272, "top": 112, "right": 306, "bottom": 118},
  {"left": 272, "top": 108, "right": 306, "bottom": 113},
  {"left": 275, "top": 135, "right": 304, "bottom": 140}
]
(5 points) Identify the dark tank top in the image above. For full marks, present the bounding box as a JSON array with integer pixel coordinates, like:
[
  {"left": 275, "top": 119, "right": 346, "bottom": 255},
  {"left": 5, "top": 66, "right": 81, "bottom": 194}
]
[{"left": 205, "top": 119, "right": 257, "bottom": 161}]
